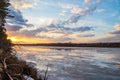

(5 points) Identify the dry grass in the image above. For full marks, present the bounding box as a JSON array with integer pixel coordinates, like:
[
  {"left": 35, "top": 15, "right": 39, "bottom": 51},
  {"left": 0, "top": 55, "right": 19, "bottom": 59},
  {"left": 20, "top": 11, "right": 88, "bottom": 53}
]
[{"left": 0, "top": 48, "right": 43, "bottom": 80}]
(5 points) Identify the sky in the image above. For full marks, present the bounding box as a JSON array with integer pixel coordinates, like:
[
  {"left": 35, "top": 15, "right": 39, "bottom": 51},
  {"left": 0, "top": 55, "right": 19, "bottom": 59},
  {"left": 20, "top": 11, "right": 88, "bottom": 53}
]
[{"left": 5, "top": 0, "right": 120, "bottom": 43}]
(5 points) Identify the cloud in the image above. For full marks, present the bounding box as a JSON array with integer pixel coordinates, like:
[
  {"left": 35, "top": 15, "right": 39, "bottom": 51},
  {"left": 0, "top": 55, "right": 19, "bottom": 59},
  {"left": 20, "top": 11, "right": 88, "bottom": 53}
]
[
  {"left": 39, "top": 18, "right": 93, "bottom": 33},
  {"left": 12, "top": 1, "right": 98, "bottom": 42},
  {"left": 59, "top": 1, "right": 101, "bottom": 24},
  {"left": 110, "top": 30, "right": 120, "bottom": 34},
  {"left": 109, "top": 24, "right": 120, "bottom": 35},
  {"left": 84, "top": 0, "right": 91, "bottom": 4},
  {"left": 84, "top": 0, "right": 102, "bottom": 4},
  {"left": 36, "top": 31, "right": 64, "bottom": 38},
  {"left": 59, "top": 3, "right": 77, "bottom": 9},
  {"left": 5, "top": 24, "right": 22, "bottom": 31},
  {"left": 95, "top": 9, "right": 105, "bottom": 13},
  {"left": 94, "top": 24, "right": 120, "bottom": 43},
  {"left": 25, "top": 2, "right": 98, "bottom": 42},
  {"left": 62, "top": 26, "right": 93, "bottom": 32},
  {"left": 114, "top": 24, "right": 120, "bottom": 30},
  {"left": 5, "top": 6, "right": 36, "bottom": 37},
  {"left": 10, "top": 0, "right": 37, "bottom": 9},
  {"left": 65, "top": 6, "right": 97, "bottom": 24},
  {"left": 59, "top": 10, "right": 67, "bottom": 16},
  {"left": 95, "top": 34, "right": 120, "bottom": 43},
  {"left": 58, "top": 2, "right": 99, "bottom": 25},
  {"left": 7, "top": 0, "right": 104, "bottom": 43},
  {"left": 71, "top": 7, "right": 83, "bottom": 14},
  {"left": 14, "top": 16, "right": 94, "bottom": 42},
  {"left": 6, "top": 5, "right": 94, "bottom": 42},
  {"left": 78, "top": 33, "right": 95, "bottom": 37},
  {"left": 59, "top": 3, "right": 98, "bottom": 24},
  {"left": 34, "top": 22, "right": 94, "bottom": 42},
  {"left": 35, "top": 30, "right": 74, "bottom": 42},
  {"left": 6, "top": 6, "right": 27, "bottom": 25}
]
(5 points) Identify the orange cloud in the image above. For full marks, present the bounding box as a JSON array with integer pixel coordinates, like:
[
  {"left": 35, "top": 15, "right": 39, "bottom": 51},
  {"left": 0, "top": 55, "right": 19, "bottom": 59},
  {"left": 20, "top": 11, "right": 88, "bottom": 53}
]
[{"left": 114, "top": 24, "right": 120, "bottom": 30}]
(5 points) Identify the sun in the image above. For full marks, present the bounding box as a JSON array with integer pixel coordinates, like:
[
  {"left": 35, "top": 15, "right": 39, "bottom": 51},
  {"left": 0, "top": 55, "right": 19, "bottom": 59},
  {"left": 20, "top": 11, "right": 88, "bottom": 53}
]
[
  {"left": 10, "top": 37, "right": 16, "bottom": 41},
  {"left": 8, "top": 37, "right": 17, "bottom": 42}
]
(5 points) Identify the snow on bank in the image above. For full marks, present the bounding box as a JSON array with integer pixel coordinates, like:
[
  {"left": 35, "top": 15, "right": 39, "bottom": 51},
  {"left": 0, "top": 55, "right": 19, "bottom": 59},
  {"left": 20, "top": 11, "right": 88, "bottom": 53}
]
[{"left": 23, "top": 75, "right": 34, "bottom": 80}]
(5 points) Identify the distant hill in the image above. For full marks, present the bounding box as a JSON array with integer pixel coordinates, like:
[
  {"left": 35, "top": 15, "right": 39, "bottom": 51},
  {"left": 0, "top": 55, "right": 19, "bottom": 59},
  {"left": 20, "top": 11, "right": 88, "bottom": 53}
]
[{"left": 13, "top": 42, "right": 120, "bottom": 48}]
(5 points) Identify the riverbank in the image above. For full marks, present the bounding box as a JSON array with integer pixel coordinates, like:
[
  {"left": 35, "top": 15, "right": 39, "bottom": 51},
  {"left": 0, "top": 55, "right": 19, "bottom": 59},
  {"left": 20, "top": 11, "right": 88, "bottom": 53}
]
[{"left": 0, "top": 48, "right": 42, "bottom": 80}]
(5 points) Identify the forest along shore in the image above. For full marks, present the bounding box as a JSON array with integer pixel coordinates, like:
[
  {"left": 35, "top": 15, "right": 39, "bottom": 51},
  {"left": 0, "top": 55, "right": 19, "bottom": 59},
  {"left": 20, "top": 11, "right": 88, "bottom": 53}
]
[{"left": 14, "top": 42, "right": 120, "bottom": 48}]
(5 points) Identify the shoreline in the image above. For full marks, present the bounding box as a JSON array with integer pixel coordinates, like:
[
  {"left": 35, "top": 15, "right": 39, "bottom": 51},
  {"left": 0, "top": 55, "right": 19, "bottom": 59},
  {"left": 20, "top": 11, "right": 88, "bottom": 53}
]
[{"left": 13, "top": 42, "right": 120, "bottom": 48}]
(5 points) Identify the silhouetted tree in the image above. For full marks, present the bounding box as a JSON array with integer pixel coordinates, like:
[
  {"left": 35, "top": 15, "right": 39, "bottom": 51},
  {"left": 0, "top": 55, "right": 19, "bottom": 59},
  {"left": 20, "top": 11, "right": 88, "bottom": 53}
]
[{"left": 0, "top": 0, "right": 12, "bottom": 52}]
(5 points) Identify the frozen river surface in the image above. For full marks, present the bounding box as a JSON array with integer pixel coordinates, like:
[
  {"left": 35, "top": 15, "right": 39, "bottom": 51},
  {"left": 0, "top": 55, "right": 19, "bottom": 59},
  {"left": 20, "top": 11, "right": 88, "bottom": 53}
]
[{"left": 14, "top": 46, "right": 120, "bottom": 80}]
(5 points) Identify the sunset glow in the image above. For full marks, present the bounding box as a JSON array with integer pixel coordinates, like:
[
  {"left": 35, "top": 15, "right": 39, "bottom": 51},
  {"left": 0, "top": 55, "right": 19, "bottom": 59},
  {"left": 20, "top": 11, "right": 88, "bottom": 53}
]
[{"left": 7, "top": 37, "right": 17, "bottom": 42}]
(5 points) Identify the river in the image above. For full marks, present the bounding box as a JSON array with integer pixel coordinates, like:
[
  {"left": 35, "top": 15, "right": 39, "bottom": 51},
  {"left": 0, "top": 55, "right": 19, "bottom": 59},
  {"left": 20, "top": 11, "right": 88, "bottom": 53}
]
[{"left": 14, "top": 46, "right": 120, "bottom": 80}]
